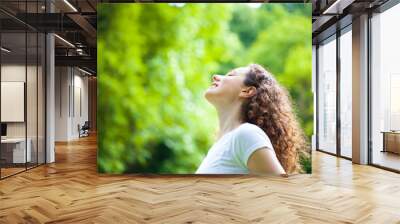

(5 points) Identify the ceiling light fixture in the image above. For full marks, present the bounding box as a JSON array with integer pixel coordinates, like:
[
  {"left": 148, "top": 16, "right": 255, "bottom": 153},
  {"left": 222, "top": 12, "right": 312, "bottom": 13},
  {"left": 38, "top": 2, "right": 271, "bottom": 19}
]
[
  {"left": 63, "top": 0, "right": 78, "bottom": 12},
  {"left": 1, "top": 47, "right": 11, "bottom": 53},
  {"left": 78, "top": 67, "right": 92, "bottom": 76},
  {"left": 76, "top": 48, "right": 85, "bottom": 55},
  {"left": 323, "top": 0, "right": 341, "bottom": 14},
  {"left": 54, "top": 34, "right": 75, "bottom": 48},
  {"left": 322, "top": 0, "right": 354, "bottom": 15}
]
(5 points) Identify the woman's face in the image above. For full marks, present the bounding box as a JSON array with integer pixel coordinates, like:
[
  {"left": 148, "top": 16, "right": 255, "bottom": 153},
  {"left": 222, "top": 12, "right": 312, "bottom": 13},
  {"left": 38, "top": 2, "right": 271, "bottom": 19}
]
[{"left": 204, "top": 67, "right": 250, "bottom": 106}]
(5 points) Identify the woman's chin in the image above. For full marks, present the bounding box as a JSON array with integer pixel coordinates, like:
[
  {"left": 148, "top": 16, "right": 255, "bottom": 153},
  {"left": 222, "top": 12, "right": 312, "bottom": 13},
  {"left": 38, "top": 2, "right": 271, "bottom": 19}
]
[{"left": 204, "top": 88, "right": 219, "bottom": 102}]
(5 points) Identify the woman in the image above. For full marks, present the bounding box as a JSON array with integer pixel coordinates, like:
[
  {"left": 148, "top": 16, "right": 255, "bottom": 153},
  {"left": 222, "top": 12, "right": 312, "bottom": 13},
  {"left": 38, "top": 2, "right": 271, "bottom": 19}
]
[{"left": 196, "top": 64, "right": 306, "bottom": 175}]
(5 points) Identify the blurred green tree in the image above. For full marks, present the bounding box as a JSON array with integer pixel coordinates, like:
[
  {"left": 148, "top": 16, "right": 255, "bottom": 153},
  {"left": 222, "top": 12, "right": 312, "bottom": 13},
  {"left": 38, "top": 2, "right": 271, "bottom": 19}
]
[{"left": 98, "top": 4, "right": 241, "bottom": 173}]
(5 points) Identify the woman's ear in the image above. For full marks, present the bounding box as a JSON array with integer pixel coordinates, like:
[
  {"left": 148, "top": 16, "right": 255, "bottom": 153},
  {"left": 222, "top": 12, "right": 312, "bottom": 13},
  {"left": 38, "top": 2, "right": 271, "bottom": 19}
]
[{"left": 239, "top": 86, "right": 257, "bottom": 98}]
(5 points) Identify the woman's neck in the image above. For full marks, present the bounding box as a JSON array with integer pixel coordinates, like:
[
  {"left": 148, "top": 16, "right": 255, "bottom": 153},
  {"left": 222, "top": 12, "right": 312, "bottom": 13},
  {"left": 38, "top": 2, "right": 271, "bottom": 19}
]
[{"left": 216, "top": 103, "right": 243, "bottom": 139}]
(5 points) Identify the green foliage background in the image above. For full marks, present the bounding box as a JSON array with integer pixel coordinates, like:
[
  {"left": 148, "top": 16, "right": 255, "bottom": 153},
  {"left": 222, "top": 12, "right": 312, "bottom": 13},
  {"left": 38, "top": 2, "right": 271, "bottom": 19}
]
[{"left": 98, "top": 3, "right": 312, "bottom": 174}]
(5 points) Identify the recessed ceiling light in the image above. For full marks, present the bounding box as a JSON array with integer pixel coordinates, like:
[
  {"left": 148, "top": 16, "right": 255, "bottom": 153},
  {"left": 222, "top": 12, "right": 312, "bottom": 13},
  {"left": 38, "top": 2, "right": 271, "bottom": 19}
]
[
  {"left": 54, "top": 34, "right": 75, "bottom": 48},
  {"left": 1, "top": 47, "right": 11, "bottom": 53},
  {"left": 78, "top": 67, "right": 92, "bottom": 76},
  {"left": 63, "top": 0, "right": 78, "bottom": 12},
  {"left": 322, "top": 0, "right": 353, "bottom": 15}
]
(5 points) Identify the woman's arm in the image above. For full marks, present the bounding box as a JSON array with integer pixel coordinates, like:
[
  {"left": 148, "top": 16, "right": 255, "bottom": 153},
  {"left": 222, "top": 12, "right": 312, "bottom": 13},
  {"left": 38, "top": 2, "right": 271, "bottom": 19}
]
[{"left": 247, "top": 147, "right": 286, "bottom": 175}]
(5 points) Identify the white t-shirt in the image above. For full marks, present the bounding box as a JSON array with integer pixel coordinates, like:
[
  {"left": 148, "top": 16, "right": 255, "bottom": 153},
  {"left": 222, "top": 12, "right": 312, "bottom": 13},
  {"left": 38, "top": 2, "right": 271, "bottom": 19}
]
[{"left": 196, "top": 122, "right": 275, "bottom": 174}]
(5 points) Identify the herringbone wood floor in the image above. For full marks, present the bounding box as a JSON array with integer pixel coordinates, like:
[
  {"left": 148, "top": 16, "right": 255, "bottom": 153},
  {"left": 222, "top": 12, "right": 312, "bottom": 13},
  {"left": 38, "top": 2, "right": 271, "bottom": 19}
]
[{"left": 0, "top": 134, "right": 399, "bottom": 224}]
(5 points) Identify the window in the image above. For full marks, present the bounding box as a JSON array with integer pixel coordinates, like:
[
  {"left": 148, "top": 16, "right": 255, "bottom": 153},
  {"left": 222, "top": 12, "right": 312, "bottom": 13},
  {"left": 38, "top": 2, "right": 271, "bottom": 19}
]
[
  {"left": 0, "top": 1, "right": 47, "bottom": 179},
  {"left": 370, "top": 3, "right": 400, "bottom": 171},
  {"left": 317, "top": 35, "right": 337, "bottom": 154},
  {"left": 339, "top": 27, "right": 352, "bottom": 158}
]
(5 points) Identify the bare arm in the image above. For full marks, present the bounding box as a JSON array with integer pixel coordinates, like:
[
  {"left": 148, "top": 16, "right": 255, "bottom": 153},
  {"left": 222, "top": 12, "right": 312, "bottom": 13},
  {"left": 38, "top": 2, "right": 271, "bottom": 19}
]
[{"left": 247, "top": 147, "right": 286, "bottom": 175}]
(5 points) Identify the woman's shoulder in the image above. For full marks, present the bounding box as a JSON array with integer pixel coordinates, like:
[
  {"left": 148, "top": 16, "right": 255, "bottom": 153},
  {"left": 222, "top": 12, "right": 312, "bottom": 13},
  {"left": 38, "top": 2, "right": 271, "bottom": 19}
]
[
  {"left": 233, "top": 122, "right": 274, "bottom": 152},
  {"left": 238, "top": 122, "right": 264, "bottom": 132},
  {"left": 235, "top": 122, "right": 268, "bottom": 138}
]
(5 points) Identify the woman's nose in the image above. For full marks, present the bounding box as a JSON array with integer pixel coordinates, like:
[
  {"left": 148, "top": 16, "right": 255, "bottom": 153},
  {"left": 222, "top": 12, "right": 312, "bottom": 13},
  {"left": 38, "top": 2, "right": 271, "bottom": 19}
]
[{"left": 212, "top": 74, "right": 221, "bottom": 81}]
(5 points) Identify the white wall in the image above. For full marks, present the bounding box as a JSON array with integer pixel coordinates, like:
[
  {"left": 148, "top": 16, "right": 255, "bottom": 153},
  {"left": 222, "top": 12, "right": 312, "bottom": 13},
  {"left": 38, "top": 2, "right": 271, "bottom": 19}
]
[
  {"left": 1, "top": 65, "right": 39, "bottom": 138},
  {"left": 1, "top": 65, "right": 26, "bottom": 140},
  {"left": 55, "top": 66, "right": 69, "bottom": 141},
  {"left": 55, "top": 67, "right": 89, "bottom": 141},
  {"left": 72, "top": 72, "right": 89, "bottom": 138},
  {"left": 1, "top": 63, "right": 46, "bottom": 164}
]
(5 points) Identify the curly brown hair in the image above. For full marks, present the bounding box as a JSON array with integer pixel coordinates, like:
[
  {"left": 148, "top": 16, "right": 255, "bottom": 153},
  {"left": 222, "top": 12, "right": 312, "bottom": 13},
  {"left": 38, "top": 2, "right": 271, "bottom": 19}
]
[{"left": 240, "top": 64, "right": 307, "bottom": 174}]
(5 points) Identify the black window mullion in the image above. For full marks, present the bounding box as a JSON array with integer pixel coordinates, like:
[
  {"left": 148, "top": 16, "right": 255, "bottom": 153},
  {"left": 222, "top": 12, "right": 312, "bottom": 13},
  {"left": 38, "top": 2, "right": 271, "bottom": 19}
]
[
  {"left": 73, "top": 68, "right": 75, "bottom": 118},
  {"left": 316, "top": 45, "right": 319, "bottom": 151},
  {"left": 44, "top": 0, "right": 48, "bottom": 165},
  {"left": 25, "top": 0, "right": 28, "bottom": 171},
  {"left": 367, "top": 11, "right": 373, "bottom": 165},
  {"left": 336, "top": 27, "right": 341, "bottom": 157},
  {"left": 36, "top": 0, "right": 39, "bottom": 168},
  {"left": 44, "top": 31, "right": 47, "bottom": 164}
]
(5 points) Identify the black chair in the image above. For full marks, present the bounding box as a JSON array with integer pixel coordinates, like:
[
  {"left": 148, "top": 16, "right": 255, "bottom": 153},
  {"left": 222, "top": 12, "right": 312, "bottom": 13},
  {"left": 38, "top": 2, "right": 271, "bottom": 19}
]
[{"left": 79, "top": 121, "right": 90, "bottom": 138}]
